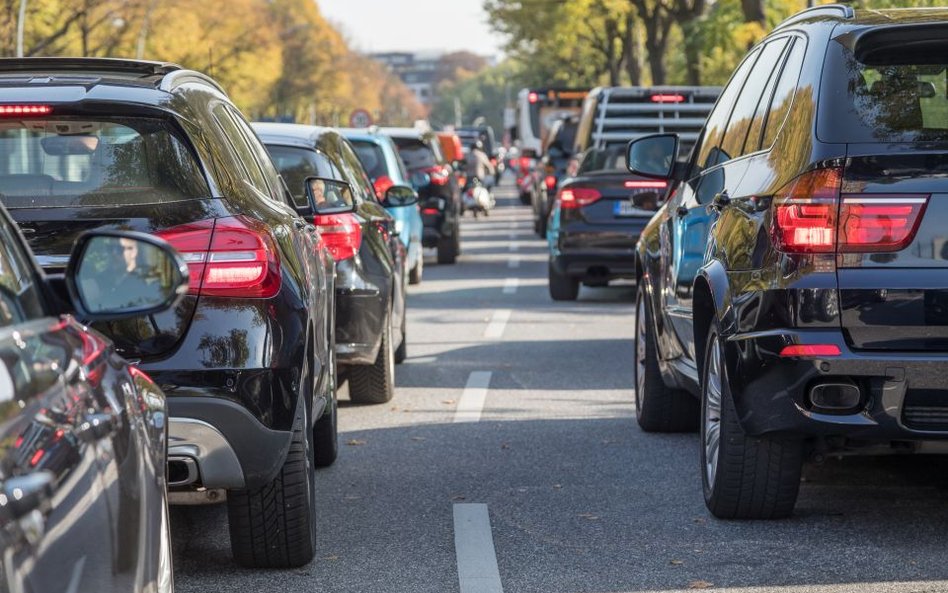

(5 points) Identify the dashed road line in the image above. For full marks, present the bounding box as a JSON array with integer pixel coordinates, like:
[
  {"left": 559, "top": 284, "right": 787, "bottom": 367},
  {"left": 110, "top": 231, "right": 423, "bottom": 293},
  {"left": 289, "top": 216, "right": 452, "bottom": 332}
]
[
  {"left": 484, "top": 309, "right": 511, "bottom": 339},
  {"left": 453, "top": 503, "right": 504, "bottom": 593},
  {"left": 454, "top": 371, "right": 493, "bottom": 424},
  {"left": 502, "top": 278, "right": 519, "bottom": 294},
  {"left": 507, "top": 256, "right": 520, "bottom": 269}
]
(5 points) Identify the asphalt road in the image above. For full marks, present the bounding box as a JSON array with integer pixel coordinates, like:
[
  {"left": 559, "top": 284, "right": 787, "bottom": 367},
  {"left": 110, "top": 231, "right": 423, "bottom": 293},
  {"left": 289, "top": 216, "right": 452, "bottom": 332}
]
[{"left": 172, "top": 182, "right": 948, "bottom": 593}]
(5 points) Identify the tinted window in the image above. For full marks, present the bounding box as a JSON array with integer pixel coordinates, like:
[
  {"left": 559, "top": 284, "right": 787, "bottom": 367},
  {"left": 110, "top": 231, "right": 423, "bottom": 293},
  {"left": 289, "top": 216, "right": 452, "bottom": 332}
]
[
  {"left": 337, "top": 140, "right": 377, "bottom": 203},
  {"left": 394, "top": 139, "right": 437, "bottom": 170},
  {"left": 225, "top": 107, "right": 286, "bottom": 202},
  {"left": 577, "top": 147, "right": 626, "bottom": 174},
  {"left": 267, "top": 145, "right": 333, "bottom": 207},
  {"left": 820, "top": 36, "right": 948, "bottom": 142},
  {"left": 212, "top": 105, "right": 273, "bottom": 199},
  {"left": 720, "top": 38, "right": 789, "bottom": 159},
  {"left": 695, "top": 48, "right": 760, "bottom": 171},
  {"left": 763, "top": 39, "right": 807, "bottom": 148},
  {"left": 0, "top": 117, "right": 209, "bottom": 208},
  {"left": 0, "top": 215, "right": 44, "bottom": 326},
  {"left": 352, "top": 141, "right": 389, "bottom": 179},
  {"left": 745, "top": 39, "right": 795, "bottom": 153}
]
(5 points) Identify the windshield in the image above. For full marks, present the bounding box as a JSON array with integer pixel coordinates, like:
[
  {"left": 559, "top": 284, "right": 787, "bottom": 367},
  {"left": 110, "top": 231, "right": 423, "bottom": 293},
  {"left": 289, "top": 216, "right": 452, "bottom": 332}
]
[
  {"left": 393, "top": 139, "right": 436, "bottom": 170},
  {"left": 0, "top": 117, "right": 209, "bottom": 208}
]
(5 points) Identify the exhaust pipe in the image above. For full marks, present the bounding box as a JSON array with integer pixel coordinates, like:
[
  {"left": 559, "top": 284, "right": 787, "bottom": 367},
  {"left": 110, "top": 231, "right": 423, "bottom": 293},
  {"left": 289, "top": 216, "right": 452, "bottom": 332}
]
[
  {"left": 168, "top": 456, "right": 199, "bottom": 487},
  {"left": 809, "top": 380, "right": 862, "bottom": 413}
]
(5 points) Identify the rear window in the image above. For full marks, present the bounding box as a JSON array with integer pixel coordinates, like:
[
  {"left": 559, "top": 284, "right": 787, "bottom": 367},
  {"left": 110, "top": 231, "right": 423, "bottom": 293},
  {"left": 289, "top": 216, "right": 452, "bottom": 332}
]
[
  {"left": 393, "top": 139, "right": 436, "bottom": 170},
  {"left": 553, "top": 121, "right": 578, "bottom": 152},
  {"left": 0, "top": 117, "right": 209, "bottom": 208},
  {"left": 820, "top": 31, "right": 948, "bottom": 143},
  {"left": 351, "top": 141, "right": 389, "bottom": 179},
  {"left": 578, "top": 147, "right": 626, "bottom": 174}
]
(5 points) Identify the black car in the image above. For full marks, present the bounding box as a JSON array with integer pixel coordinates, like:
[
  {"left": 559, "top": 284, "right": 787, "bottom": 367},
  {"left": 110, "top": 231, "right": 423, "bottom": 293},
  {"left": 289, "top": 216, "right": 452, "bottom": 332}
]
[
  {"left": 383, "top": 127, "right": 461, "bottom": 264},
  {"left": 0, "top": 199, "right": 186, "bottom": 591},
  {"left": 257, "top": 124, "right": 411, "bottom": 404},
  {"left": 546, "top": 146, "right": 664, "bottom": 301},
  {"left": 628, "top": 5, "right": 948, "bottom": 519},
  {"left": 0, "top": 58, "right": 337, "bottom": 567},
  {"left": 535, "top": 114, "right": 579, "bottom": 236}
]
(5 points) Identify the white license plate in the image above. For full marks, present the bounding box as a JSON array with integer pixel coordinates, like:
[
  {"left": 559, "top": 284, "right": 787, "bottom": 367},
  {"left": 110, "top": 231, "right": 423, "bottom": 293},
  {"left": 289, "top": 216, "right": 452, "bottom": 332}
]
[{"left": 614, "top": 201, "right": 638, "bottom": 217}]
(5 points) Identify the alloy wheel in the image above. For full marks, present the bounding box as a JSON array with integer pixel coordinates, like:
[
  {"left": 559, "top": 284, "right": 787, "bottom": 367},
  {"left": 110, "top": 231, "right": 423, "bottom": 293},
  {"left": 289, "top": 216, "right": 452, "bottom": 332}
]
[
  {"left": 703, "top": 336, "right": 723, "bottom": 487},
  {"left": 635, "top": 293, "right": 646, "bottom": 410}
]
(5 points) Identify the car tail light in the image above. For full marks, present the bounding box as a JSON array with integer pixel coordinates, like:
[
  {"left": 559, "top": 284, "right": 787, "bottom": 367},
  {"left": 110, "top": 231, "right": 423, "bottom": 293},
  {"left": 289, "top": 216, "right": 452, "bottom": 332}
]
[
  {"left": 651, "top": 94, "right": 684, "bottom": 103},
  {"left": 158, "top": 216, "right": 282, "bottom": 298},
  {"left": 772, "top": 167, "right": 928, "bottom": 254},
  {"left": 373, "top": 175, "right": 395, "bottom": 200},
  {"left": 0, "top": 104, "right": 52, "bottom": 116},
  {"left": 772, "top": 167, "right": 842, "bottom": 254},
  {"left": 545, "top": 176, "right": 557, "bottom": 190},
  {"left": 519, "top": 157, "right": 531, "bottom": 170},
  {"left": 516, "top": 176, "right": 524, "bottom": 186},
  {"left": 425, "top": 166, "right": 450, "bottom": 186},
  {"left": 559, "top": 187, "right": 601, "bottom": 209},
  {"left": 625, "top": 180, "right": 668, "bottom": 189},
  {"left": 780, "top": 344, "right": 841, "bottom": 357},
  {"left": 528, "top": 92, "right": 539, "bottom": 104},
  {"left": 422, "top": 208, "right": 440, "bottom": 215},
  {"left": 839, "top": 194, "right": 929, "bottom": 252},
  {"left": 314, "top": 213, "right": 362, "bottom": 261}
]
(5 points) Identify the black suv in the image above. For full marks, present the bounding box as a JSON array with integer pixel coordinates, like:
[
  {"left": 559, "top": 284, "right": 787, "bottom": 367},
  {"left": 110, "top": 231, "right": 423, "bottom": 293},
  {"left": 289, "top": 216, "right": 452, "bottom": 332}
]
[
  {"left": 0, "top": 58, "right": 337, "bottom": 566},
  {"left": 628, "top": 6, "right": 948, "bottom": 519}
]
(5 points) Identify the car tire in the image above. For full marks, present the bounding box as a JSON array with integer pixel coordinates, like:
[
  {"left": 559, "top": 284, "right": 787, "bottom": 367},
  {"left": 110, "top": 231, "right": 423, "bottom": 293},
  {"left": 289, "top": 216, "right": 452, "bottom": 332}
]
[
  {"left": 634, "top": 288, "right": 699, "bottom": 432},
  {"left": 548, "top": 260, "right": 579, "bottom": 301},
  {"left": 227, "top": 400, "right": 316, "bottom": 568},
  {"left": 409, "top": 254, "right": 423, "bottom": 285},
  {"left": 700, "top": 321, "right": 803, "bottom": 519},
  {"left": 437, "top": 232, "right": 457, "bottom": 264},
  {"left": 349, "top": 310, "right": 396, "bottom": 404},
  {"left": 519, "top": 190, "right": 531, "bottom": 205},
  {"left": 313, "top": 330, "right": 338, "bottom": 468}
]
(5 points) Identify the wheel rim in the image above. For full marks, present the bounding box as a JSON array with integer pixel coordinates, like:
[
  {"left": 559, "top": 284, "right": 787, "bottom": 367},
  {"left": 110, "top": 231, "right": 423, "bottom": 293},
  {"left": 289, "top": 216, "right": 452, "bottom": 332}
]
[
  {"left": 635, "top": 294, "right": 646, "bottom": 409},
  {"left": 157, "top": 497, "right": 173, "bottom": 593},
  {"left": 704, "top": 336, "right": 723, "bottom": 487},
  {"left": 386, "top": 315, "right": 395, "bottom": 383}
]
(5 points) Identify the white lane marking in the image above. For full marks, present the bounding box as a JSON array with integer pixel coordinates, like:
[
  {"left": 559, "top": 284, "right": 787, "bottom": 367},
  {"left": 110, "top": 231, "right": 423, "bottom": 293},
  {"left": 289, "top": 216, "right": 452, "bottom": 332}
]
[
  {"left": 484, "top": 309, "right": 511, "bottom": 339},
  {"left": 507, "top": 256, "right": 520, "bottom": 269},
  {"left": 508, "top": 242, "right": 519, "bottom": 252},
  {"left": 502, "top": 278, "right": 519, "bottom": 295},
  {"left": 508, "top": 232, "right": 517, "bottom": 241},
  {"left": 454, "top": 371, "right": 492, "bottom": 423},
  {"left": 454, "top": 503, "right": 504, "bottom": 593}
]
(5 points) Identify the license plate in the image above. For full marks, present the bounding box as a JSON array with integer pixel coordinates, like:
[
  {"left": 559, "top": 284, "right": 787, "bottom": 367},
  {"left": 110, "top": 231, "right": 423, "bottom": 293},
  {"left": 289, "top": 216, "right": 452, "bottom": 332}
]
[{"left": 614, "top": 201, "right": 638, "bottom": 217}]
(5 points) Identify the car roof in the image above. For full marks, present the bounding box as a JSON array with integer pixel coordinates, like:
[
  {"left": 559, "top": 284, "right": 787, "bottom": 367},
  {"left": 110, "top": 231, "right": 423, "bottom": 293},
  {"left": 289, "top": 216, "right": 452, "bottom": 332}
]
[
  {"left": 338, "top": 128, "right": 388, "bottom": 144},
  {"left": 378, "top": 127, "right": 429, "bottom": 140},
  {"left": 253, "top": 122, "right": 337, "bottom": 148},
  {"left": 773, "top": 5, "right": 948, "bottom": 32}
]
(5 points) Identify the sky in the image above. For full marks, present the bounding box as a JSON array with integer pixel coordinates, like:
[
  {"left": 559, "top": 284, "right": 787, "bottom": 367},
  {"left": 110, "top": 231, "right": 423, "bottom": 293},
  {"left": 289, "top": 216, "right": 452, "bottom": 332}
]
[{"left": 318, "top": 0, "right": 506, "bottom": 58}]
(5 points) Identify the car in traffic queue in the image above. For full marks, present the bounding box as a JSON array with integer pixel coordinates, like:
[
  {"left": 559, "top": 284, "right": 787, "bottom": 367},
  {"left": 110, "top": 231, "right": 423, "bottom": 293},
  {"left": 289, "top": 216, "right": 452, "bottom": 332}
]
[
  {"left": 546, "top": 146, "right": 666, "bottom": 301},
  {"left": 257, "top": 124, "right": 413, "bottom": 404},
  {"left": 341, "top": 127, "right": 426, "bottom": 285},
  {"left": 383, "top": 127, "right": 462, "bottom": 264},
  {"left": 0, "top": 198, "right": 186, "bottom": 592},
  {"left": 534, "top": 114, "right": 580, "bottom": 236},
  {"left": 628, "top": 5, "right": 948, "bottom": 520},
  {"left": 0, "top": 57, "right": 338, "bottom": 568}
]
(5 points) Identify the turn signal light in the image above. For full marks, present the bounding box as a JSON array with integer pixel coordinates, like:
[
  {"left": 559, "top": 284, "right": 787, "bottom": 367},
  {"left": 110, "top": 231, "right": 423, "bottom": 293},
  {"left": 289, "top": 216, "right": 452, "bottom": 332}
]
[{"left": 779, "top": 344, "right": 841, "bottom": 358}]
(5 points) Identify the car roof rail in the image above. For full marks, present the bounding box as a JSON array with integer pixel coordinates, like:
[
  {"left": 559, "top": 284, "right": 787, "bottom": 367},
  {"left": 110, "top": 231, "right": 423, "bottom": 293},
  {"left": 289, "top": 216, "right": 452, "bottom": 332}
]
[
  {"left": 0, "top": 57, "right": 181, "bottom": 78},
  {"left": 159, "top": 69, "right": 228, "bottom": 96},
  {"left": 774, "top": 4, "right": 855, "bottom": 31}
]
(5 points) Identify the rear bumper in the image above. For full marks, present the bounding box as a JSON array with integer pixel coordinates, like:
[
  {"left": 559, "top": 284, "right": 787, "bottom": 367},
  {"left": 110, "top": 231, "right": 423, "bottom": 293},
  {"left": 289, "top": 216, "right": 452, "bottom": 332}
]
[
  {"left": 726, "top": 328, "right": 948, "bottom": 441},
  {"left": 550, "top": 250, "right": 637, "bottom": 280}
]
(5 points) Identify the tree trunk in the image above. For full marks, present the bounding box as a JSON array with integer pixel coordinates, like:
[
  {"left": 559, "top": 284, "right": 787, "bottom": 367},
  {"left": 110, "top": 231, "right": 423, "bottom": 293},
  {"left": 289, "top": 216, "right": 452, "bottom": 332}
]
[
  {"left": 643, "top": 16, "right": 672, "bottom": 85},
  {"left": 622, "top": 14, "right": 642, "bottom": 86},
  {"left": 741, "top": 0, "right": 765, "bottom": 25},
  {"left": 682, "top": 20, "right": 701, "bottom": 85}
]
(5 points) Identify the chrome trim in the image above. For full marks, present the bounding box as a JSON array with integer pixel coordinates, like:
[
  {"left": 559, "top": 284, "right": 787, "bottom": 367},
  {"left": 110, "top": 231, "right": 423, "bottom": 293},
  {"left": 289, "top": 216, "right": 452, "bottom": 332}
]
[
  {"left": 167, "top": 456, "right": 199, "bottom": 487},
  {"left": 168, "top": 417, "right": 244, "bottom": 489}
]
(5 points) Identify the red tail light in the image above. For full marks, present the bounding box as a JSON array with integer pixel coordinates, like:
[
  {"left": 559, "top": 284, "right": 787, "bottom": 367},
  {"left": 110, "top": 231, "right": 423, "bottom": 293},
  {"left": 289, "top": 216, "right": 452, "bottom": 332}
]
[
  {"left": 545, "top": 175, "right": 557, "bottom": 190},
  {"left": 159, "top": 216, "right": 282, "bottom": 298},
  {"left": 314, "top": 213, "right": 362, "bottom": 261},
  {"left": 780, "top": 344, "right": 841, "bottom": 358},
  {"left": 426, "top": 166, "right": 451, "bottom": 186},
  {"left": 528, "top": 92, "right": 539, "bottom": 104},
  {"left": 0, "top": 104, "right": 52, "bottom": 116},
  {"left": 519, "top": 157, "right": 531, "bottom": 170},
  {"left": 625, "top": 180, "right": 668, "bottom": 189},
  {"left": 422, "top": 208, "right": 440, "bottom": 215},
  {"left": 772, "top": 168, "right": 842, "bottom": 253},
  {"left": 772, "top": 167, "right": 929, "bottom": 254},
  {"left": 373, "top": 175, "right": 395, "bottom": 200},
  {"left": 651, "top": 94, "right": 684, "bottom": 103},
  {"left": 559, "top": 187, "right": 601, "bottom": 209},
  {"left": 839, "top": 195, "right": 929, "bottom": 252}
]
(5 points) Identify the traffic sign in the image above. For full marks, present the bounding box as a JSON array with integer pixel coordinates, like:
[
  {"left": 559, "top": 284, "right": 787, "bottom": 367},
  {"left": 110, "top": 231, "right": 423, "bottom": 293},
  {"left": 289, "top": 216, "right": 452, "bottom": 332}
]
[{"left": 349, "top": 109, "right": 373, "bottom": 128}]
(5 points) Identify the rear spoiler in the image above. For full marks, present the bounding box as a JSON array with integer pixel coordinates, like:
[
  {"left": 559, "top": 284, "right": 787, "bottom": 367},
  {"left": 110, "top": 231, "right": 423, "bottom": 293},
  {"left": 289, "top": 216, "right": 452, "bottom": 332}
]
[{"left": 0, "top": 58, "right": 181, "bottom": 78}]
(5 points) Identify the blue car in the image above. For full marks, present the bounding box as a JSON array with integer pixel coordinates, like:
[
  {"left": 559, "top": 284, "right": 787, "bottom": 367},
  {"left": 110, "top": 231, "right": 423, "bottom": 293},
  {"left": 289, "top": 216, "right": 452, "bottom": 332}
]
[{"left": 342, "top": 128, "right": 425, "bottom": 284}]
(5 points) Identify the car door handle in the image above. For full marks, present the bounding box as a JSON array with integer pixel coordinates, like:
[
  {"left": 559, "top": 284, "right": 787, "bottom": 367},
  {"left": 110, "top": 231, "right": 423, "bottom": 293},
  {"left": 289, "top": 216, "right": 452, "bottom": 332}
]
[
  {"left": 712, "top": 191, "right": 731, "bottom": 209},
  {"left": 676, "top": 206, "right": 688, "bottom": 217},
  {"left": 3, "top": 471, "right": 55, "bottom": 519}
]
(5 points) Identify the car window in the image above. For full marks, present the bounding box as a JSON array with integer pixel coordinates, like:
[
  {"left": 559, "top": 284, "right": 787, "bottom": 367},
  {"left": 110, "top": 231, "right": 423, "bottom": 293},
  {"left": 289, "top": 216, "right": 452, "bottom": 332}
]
[
  {"left": 337, "top": 140, "right": 377, "bottom": 203},
  {"left": 224, "top": 107, "right": 287, "bottom": 204},
  {"left": 720, "top": 38, "right": 789, "bottom": 159},
  {"left": 0, "top": 215, "right": 45, "bottom": 327},
  {"left": 266, "top": 145, "right": 334, "bottom": 208},
  {"left": 0, "top": 117, "right": 209, "bottom": 208},
  {"left": 763, "top": 39, "right": 807, "bottom": 148},
  {"left": 394, "top": 139, "right": 437, "bottom": 170},
  {"left": 351, "top": 141, "right": 389, "bottom": 180},
  {"left": 212, "top": 104, "right": 275, "bottom": 200},
  {"left": 388, "top": 138, "right": 411, "bottom": 180},
  {"left": 744, "top": 39, "right": 795, "bottom": 154},
  {"left": 694, "top": 47, "right": 760, "bottom": 173},
  {"left": 577, "top": 147, "right": 626, "bottom": 174}
]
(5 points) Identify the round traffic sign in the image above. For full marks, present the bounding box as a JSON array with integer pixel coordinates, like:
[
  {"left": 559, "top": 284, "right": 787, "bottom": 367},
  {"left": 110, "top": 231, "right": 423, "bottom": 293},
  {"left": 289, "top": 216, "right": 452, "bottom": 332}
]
[{"left": 349, "top": 109, "right": 373, "bottom": 128}]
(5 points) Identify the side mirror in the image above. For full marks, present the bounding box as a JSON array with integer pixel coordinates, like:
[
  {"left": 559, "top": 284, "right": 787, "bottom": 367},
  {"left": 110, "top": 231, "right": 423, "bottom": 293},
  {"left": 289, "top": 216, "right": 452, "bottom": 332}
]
[
  {"left": 410, "top": 171, "right": 431, "bottom": 189},
  {"left": 66, "top": 232, "right": 188, "bottom": 321},
  {"left": 626, "top": 133, "right": 679, "bottom": 179},
  {"left": 383, "top": 185, "right": 419, "bottom": 208},
  {"left": 305, "top": 176, "right": 355, "bottom": 214}
]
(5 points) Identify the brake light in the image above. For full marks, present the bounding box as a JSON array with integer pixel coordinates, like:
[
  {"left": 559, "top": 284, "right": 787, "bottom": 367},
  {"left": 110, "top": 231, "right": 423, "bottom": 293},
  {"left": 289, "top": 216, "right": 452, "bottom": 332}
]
[
  {"left": 839, "top": 195, "right": 929, "bottom": 252},
  {"left": 519, "top": 157, "right": 531, "bottom": 170},
  {"left": 0, "top": 104, "right": 52, "bottom": 116},
  {"left": 625, "top": 180, "right": 668, "bottom": 189},
  {"left": 373, "top": 175, "right": 395, "bottom": 200},
  {"left": 158, "top": 216, "right": 282, "bottom": 298},
  {"left": 559, "top": 187, "right": 601, "bottom": 209},
  {"left": 772, "top": 168, "right": 842, "bottom": 254},
  {"left": 314, "top": 213, "right": 362, "bottom": 261},
  {"left": 651, "top": 94, "right": 684, "bottom": 103},
  {"left": 545, "top": 176, "right": 557, "bottom": 190},
  {"left": 528, "top": 92, "right": 539, "bottom": 104},
  {"left": 780, "top": 344, "right": 841, "bottom": 358},
  {"left": 426, "top": 166, "right": 450, "bottom": 186}
]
